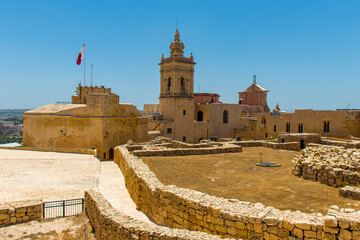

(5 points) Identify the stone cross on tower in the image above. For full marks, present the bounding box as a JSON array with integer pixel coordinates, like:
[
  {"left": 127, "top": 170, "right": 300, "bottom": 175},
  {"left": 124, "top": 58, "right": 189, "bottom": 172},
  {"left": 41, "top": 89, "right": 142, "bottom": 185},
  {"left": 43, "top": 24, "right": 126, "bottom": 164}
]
[{"left": 253, "top": 74, "right": 257, "bottom": 84}]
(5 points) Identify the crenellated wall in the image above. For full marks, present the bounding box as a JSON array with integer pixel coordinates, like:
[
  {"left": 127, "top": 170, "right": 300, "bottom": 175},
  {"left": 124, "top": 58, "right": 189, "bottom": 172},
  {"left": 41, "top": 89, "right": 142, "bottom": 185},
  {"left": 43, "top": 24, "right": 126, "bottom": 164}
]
[
  {"left": 114, "top": 146, "right": 360, "bottom": 239},
  {"left": 0, "top": 199, "right": 42, "bottom": 227}
]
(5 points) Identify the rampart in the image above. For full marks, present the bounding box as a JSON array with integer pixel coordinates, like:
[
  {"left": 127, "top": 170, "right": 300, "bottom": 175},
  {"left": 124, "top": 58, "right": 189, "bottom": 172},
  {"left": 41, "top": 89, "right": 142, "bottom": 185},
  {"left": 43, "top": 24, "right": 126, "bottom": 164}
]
[
  {"left": 0, "top": 146, "right": 96, "bottom": 157},
  {"left": 0, "top": 199, "right": 42, "bottom": 227},
  {"left": 292, "top": 145, "right": 360, "bottom": 187},
  {"left": 114, "top": 146, "right": 360, "bottom": 239},
  {"left": 84, "top": 190, "right": 228, "bottom": 240}
]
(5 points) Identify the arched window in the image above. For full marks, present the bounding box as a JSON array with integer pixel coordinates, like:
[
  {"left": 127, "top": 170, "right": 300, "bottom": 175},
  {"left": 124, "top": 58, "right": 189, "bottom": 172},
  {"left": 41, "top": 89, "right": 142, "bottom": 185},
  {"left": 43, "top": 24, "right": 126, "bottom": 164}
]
[
  {"left": 197, "top": 111, "right": 203, "bottom": 121},
  {"left": 167, "top": 77, "right": 171, "bottom": 91},
  {"left": 180, "top": 77, "right": 185, "bottom": 90},
  {"left": 223, "top": 110, "right": 228, "bottom": 124}
]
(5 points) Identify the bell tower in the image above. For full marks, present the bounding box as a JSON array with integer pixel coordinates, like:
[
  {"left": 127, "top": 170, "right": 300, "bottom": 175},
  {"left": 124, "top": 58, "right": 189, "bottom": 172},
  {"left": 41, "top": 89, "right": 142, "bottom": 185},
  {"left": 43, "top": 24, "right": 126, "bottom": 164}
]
[{"left": 158, "top": 29, "right": 196, "bottom": 142}]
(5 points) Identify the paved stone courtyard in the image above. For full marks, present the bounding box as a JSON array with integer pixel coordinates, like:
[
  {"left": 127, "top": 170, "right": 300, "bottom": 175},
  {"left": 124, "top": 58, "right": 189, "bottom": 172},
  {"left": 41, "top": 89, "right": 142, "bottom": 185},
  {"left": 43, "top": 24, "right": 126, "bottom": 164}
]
[{"left": 0, "top": 149, "right": 101, "bottom": 202}]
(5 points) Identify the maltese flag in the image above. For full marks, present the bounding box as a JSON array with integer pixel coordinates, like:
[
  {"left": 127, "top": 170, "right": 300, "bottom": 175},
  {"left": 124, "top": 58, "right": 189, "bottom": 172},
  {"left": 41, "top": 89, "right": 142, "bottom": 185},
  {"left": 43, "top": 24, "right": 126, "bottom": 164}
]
[{"left": 76, "top": 43, "right": 85, "bottom": 65}]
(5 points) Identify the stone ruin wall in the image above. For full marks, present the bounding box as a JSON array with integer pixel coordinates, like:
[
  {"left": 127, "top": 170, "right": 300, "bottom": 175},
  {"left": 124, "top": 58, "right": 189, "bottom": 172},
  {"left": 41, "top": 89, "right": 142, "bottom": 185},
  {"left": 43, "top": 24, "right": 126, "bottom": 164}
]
[
  {"left": 321, "top": 138, "right": 360, "bottom": 149},
  {"left": 292, "top": 144, "right": 360, "bottom": 187},
  {"left": 231, "top": 140, "right": 300, "bottom": 151},
  {"left": 0, "top": 199, "right": 42, "bottom": 227},
  {"left": 85, "top": 190, "right": 228, "bottom": 240},
  {"left": 114, "top": 145, "right": 360, "bottom": 239},
  {"left": 340, "top": 186, "right": 360, "bottom": 201}
]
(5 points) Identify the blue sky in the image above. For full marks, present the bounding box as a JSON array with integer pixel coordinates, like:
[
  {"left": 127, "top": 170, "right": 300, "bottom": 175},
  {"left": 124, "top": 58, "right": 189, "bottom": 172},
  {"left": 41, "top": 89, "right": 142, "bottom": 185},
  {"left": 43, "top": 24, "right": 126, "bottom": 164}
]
[{"left": 1, "top": 0, "right": 359, "bottom": 111}]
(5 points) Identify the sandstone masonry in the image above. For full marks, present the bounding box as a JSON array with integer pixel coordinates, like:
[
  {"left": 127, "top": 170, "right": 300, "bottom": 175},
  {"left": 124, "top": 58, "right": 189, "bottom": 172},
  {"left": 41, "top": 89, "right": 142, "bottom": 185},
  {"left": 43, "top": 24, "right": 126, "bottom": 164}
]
[{"left": 0, "top": 199, "right": 42, "bottom": 227}]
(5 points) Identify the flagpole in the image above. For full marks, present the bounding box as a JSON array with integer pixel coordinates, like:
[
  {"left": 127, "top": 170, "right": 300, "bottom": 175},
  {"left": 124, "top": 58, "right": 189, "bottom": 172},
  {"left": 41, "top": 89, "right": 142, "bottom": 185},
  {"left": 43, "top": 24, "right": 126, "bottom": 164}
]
[{"left": 84, "top": 41, "right": 86, "bottom": 86}]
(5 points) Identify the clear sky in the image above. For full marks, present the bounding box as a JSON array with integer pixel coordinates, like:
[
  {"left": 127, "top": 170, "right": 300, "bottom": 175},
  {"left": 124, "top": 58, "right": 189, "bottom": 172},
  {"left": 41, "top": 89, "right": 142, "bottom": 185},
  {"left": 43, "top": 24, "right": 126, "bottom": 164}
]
[{"left": 1, "top": 0, "right": 359, "bottom": 111}]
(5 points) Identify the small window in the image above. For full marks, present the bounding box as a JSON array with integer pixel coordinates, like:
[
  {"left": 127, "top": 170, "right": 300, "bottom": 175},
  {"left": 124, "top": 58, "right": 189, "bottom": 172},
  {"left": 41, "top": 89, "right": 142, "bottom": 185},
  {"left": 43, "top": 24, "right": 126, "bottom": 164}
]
[
  {"left": 180, "top": 77, "right": 185, "bottom": 90},
  {"left": 197, "top": 111, "right": 203, "bottom": 121},
  {"left": 261, "top": 117, "right": 266, "bottom": 124},
  {"left": 223, "top": 110, "right": 228, "bottom": 124},
  {"left": 183, "top": 136, "right": 186, "bottom": 141},
  {"left": 167, "top": 128, "right": 172, "bottom": 133},
  {"left": 265, "top": 133, "right": 268, "bottom": 138},
  {"left": 273, "top": 125, "right": 277, "bottom": 132},
  {"left": 103, "top": 152, "right": 106, "bottom": 159},
  {"left": 167, "top": 77, "right": 172, "bottom": 91},
  {"left": 324, "top": 121, "right": 330, "bottom": 133},
  {"left": 183, "top": 110, "right": 186, "bottom": 116},
  {"left": 298, "top": 123, "right": 303, "bottom": 133},
  {"left": 286, "top": 122, "right": 290, "bottom": 132}
]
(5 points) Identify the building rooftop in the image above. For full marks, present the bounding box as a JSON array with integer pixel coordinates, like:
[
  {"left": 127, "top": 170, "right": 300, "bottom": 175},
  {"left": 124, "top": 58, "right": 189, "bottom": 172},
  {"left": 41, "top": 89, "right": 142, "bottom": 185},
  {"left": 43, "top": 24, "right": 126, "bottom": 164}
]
[{"left": 25, "top": 104, "right": 85, "bottom": 114}]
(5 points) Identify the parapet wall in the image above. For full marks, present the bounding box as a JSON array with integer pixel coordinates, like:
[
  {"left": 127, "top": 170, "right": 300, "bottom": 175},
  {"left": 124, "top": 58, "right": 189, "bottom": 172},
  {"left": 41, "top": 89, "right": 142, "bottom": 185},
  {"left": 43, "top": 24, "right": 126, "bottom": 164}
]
[
  {"left": 132, "top": 143, "right": 242, "bottom": 157},
  {"left": 321, "top": 138, "right": 360, "bottom": 149},
  {"left": 114, "top": 146, "right": 360, "bottom": 239},
  {"left": 0, "top": 146, "right": 96, "bottom": 157},
  {"left": 231, "top": 140, "right": 300, "bottom": 151},
  {"left": 84, "top": 190, "right": 227, "bottom": 240},
  {"left": 292, "top": 145, "right": 360, "bottom": 187},
  {"left": 0, "top": 199, "right": 42, "bottom": 227}
]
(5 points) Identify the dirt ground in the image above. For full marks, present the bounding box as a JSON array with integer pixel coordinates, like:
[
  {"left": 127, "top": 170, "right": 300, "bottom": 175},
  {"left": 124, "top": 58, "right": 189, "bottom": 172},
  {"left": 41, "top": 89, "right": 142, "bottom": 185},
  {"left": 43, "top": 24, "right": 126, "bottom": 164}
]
[
  {"left": 0, "top": 149, "right": 100, "bottom": 203},
  {"left": 142, "top": 147, "right": 360, "bottom": 215},
  {"left": 0, "top": 213, "right": 95, "bottom": 240}
]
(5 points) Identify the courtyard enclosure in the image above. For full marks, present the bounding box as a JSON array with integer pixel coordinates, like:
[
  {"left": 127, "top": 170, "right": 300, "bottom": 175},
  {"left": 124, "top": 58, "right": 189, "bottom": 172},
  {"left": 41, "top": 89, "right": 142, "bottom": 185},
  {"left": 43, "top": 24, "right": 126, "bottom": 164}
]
[{"left": 114, "top": 144, "right": 360, "bottom": 239}]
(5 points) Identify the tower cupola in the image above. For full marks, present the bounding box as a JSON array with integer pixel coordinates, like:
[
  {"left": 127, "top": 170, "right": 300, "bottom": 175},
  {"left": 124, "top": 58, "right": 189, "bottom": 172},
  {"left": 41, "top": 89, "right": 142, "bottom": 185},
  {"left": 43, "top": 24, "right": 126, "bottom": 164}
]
[{"left": 170, "top": 28, "right": 184, "bottom": 56}]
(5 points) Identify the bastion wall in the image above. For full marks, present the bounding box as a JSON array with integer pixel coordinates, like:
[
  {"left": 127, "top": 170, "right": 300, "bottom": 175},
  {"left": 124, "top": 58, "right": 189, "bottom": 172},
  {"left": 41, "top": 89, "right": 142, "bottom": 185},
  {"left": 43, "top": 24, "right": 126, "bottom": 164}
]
[{"left": 114, "top": 145, "right": 360, "bottom": 239}]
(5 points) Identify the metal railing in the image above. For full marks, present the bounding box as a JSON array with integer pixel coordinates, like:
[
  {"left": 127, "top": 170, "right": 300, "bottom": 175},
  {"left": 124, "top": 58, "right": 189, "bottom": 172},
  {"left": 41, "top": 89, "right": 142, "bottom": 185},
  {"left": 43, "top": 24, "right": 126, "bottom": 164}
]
[{"left": 42, "top": 198, "right": 84, "bottom": 218}]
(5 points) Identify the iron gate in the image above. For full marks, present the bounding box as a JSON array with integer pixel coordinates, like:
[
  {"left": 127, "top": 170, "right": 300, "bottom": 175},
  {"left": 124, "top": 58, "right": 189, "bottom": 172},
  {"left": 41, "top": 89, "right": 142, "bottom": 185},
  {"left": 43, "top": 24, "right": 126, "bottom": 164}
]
[{"left": 43, "top": 198, "right": 84, "bottom": 218}]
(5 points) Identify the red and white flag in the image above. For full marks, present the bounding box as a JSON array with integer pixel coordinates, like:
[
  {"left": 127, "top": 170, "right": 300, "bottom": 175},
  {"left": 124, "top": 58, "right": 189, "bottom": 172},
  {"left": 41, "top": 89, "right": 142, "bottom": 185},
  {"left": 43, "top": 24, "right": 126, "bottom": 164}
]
[{"left": 76, "top": 43, "right": 85, "bottom": 65}]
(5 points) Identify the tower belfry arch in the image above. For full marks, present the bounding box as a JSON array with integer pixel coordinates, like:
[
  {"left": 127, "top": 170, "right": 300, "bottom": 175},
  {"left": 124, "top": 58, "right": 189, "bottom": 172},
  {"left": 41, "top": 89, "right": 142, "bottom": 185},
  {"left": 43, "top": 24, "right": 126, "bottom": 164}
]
[{"left": 158, "top": 29, "right": 196, "bottom": 142}]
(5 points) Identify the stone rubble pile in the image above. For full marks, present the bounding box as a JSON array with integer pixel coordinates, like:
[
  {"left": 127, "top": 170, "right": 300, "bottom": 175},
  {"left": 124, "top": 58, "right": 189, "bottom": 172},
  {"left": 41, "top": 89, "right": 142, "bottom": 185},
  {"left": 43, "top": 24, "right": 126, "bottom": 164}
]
[
  {"left": 339, "top": 186, "right": 360, "bottom": 200},
  {"left": 292, "top": 145, "right": 360, "bottom": 187}
]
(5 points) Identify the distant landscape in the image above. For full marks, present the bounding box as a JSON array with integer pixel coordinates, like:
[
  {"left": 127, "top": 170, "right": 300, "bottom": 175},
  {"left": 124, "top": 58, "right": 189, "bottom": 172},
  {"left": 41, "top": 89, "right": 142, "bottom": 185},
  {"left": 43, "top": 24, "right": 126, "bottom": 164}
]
[{"left": 0, "top": 109, "right": 28, "bottom": 144}]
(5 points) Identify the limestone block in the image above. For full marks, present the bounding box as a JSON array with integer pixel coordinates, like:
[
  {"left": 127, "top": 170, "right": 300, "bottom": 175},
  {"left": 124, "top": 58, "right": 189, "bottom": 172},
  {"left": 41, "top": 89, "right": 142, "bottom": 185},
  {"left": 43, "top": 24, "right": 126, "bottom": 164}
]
[
  {"left": 292, "top": 227, "right": 304, "bottom": 239},
  {"left": 267, "top": 226, "right": 278, "bottom": 235},
  {"left": 339, "top": 218, "right": 350, "bottom": 229},
  {"left": 15, "top": 212, "right": 25, "bottom": 218},
  {"left": 22, "top": 215, "right": 30, "bottom": 221},
  {"left": 235, "top": 228, "right": 248, "bottom": 239},
  {"left": 304, "top": 230, "right": 317, "bottom": 238},
  {"left": 269, "top": 233, "right": 279, "bottom": 240},
  {"left": 352, "top": 231, "right": 360, "bottom": 239},
  {"left": 263, "top": 217, "right": 278, "bottom": 226},
  {"left": 227, "top": 226, "right": 236, "bottom": 235},
  {"left": 15, "top": 207, "right": 26, "bottom": 214},
  {"left": 224, "top": 219, "right": 235, "bottom": 227},
  {"left": 295, "top": 220, "right": 312, "bottom": 230},
  {"left": 0, "top": 214, "right": 9, "bottom": 220},
  {"left": 324, "top": 216, "right": 338, "bottom": 228},
  {"left": 9, "top": 217, "right": 16, "bottom": 224},
  {"left": 339, "top": 228, "right": 352, "bottom": 240},
  {"left": 324, "top": 226, "right": 339, "bottom": 234},
  {"left": 235, "top": 221, "right": 246, "bottom": 229},
  {"left": 253, "top": 223, "right": 262, "bottom": 233},
  {"left": 350, "top": 221, "right": 360, "bottom": 231},
  {"left": 282, "top": 219, "right": 295, "bottom": 231}
]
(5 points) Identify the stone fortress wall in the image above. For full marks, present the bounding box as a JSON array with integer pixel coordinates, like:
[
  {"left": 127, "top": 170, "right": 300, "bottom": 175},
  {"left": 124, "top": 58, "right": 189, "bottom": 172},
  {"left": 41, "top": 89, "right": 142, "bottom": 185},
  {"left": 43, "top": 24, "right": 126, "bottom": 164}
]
[
  {"left": 85, "top": 190, "right": 230, "bottom": 240},
  {"left": 114, "top": 143, "right": 360, "bottom": 239},
  {"left": 0, "top": 199, "right": 42, "bottom": 227}
]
